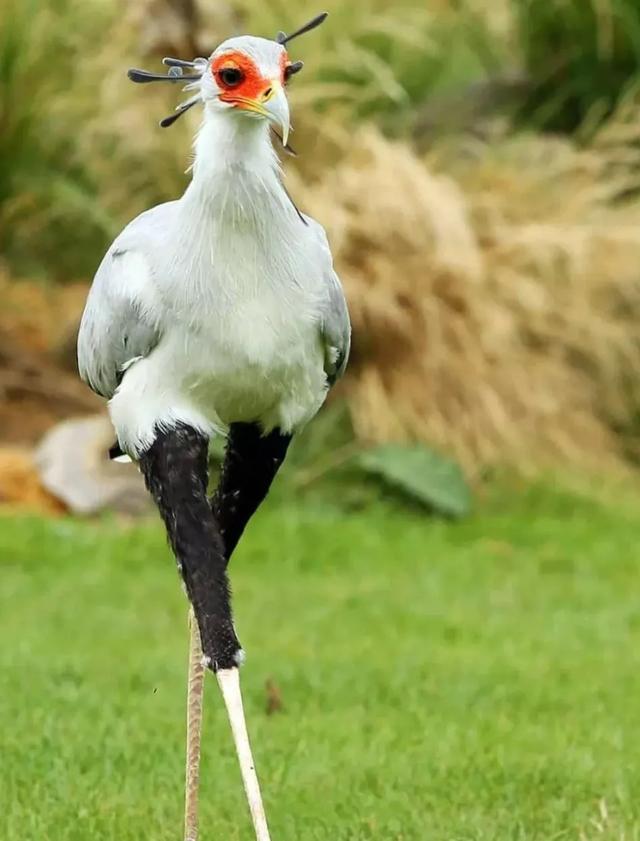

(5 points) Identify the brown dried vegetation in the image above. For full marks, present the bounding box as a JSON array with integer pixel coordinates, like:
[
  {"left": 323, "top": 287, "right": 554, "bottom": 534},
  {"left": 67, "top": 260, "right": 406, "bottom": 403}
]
[
  {"left": 4, "top": 0, "right": 640, "bottom": 477},
  {"left": 298, "top": 121, "right": 640, "bottom": 474}
]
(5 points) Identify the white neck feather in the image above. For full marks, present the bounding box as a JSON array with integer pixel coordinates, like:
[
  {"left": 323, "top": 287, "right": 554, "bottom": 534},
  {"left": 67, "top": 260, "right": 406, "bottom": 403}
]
[{"left": 182, "top": 106, "right": 291, "bottom": 226}]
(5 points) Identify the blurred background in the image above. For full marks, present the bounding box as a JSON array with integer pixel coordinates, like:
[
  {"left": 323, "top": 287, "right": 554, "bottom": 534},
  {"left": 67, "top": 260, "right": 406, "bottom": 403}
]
[
  {"left": 3, "top": 3, "right": 640, "bottom": 839},
  {"left": 3, "top": 0, "right": 640, "bottom": 513}
]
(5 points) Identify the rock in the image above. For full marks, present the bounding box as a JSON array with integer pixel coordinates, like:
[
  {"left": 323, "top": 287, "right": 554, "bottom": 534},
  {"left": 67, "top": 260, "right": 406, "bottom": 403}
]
[{"left": 35, "top": 415, "right": 153, "bottom": 516}]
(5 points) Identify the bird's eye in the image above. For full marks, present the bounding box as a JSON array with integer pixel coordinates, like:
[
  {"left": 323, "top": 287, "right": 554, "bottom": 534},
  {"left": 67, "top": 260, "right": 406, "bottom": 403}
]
[{"left": 218, "top": 66, "right": 244, "bottom": 87}]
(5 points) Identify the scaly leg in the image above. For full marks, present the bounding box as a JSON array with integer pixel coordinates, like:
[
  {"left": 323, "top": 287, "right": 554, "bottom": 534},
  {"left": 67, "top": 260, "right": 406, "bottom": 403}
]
[
  {"left": 218, "top": 668, "right": 271, "bottom": 841},
  {"left": 184, "top": 608, "right": 204, "bottom": 841}
]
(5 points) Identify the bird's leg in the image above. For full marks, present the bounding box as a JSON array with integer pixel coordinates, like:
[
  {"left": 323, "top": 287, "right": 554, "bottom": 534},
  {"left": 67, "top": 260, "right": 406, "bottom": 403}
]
[
  {"left": 211, "top": 423, "right": 292, "bottom": 563},
  {"left": 139, "top": 423, "right": 274, "bottom": 841},
  {"left": 203, "top": 423, "right": 290, "bottom": 840},
  {"left": 217, "top": 667, "right": 271, "bottom": 840},
  {"left": 139, "top": 424, "right": 242, "bottom": 670},
  {"left": 184, "top": 607, "right": 204, "bottom": 841}
]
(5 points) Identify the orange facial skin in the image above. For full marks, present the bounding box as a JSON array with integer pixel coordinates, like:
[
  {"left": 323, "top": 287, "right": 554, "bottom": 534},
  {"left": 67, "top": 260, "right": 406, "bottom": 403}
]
[{"left": 211, "top": 50, "right": 290, "bottom": 106}]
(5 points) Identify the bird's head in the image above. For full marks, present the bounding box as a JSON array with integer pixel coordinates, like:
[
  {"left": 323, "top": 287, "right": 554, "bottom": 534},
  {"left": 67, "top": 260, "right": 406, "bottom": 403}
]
[
  {"left": 200, "top": 36, "right": 293, "bottom": 146},
  {"left": 127, "top": 12, "right": 327, "bottom": 150}
]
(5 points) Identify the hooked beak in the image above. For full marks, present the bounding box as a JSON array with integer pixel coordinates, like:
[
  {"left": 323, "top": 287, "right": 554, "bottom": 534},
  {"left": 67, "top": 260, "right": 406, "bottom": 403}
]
[{"left": 230, "top": 80, "right": 290, "bottom": 146}]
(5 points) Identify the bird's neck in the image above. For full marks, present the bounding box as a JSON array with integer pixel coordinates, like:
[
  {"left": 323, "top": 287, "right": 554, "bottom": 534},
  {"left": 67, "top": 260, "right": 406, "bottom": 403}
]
[{"left": 182, "top": 108, "right": 289, "bottom": 221}]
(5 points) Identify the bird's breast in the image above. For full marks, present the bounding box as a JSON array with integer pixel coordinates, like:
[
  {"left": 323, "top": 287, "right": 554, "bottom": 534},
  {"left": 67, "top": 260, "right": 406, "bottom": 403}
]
[
  {"left": 155, "top": 210, "right": 329, "bottom": 427},
  {"left": 163, "top": 279, "right": 323, "bottom": 426}
]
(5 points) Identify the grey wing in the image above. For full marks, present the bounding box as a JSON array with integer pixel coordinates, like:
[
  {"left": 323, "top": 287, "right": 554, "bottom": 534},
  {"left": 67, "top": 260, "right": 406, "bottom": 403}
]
[
  {"left": 77, "top": 245, "right": 160, "bottom": 399},
  {"left": 322, "top": 267, "right": 351, "bottom": 385},
  {"left": 307, "top": 218, "right": 351, "bottom": 385}
]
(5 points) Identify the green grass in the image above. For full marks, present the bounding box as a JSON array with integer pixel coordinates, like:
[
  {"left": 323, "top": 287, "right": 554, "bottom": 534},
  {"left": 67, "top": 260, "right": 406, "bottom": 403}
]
[
  {"left": 514, "top": 0, "right": 640, "bottom": 132},
  {"left": 1, "top": 480, "right": 640, "bottom": 840}
]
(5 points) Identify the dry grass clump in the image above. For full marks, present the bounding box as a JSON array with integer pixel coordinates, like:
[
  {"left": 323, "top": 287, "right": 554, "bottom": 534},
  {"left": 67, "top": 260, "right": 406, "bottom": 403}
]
[
  {"left": 298, "top": 120, "right": 640, "bottom": 474},
  {"left": 5, "top": 0, "right": 640, "bottom": 474}
]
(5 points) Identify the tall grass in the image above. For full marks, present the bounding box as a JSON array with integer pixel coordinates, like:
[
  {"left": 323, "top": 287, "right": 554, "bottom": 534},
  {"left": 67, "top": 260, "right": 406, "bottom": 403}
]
[
  {"left": 0, "top": 0, "right": 510, "bottom": 277},
  {"left": 4, "top": 0, "right": 640, "bottom": 472},
  {"left": 0, "top": 0, "right": 120, "bottom": 279},
  {"left": 244, "top": 1, "right": 503, "bottom": 125},
  {"left": 4, "top": 1, "right": 640, "bottom": 277},
  {"left": 514, "top": 0, "right": 640, "bottom": 131}
]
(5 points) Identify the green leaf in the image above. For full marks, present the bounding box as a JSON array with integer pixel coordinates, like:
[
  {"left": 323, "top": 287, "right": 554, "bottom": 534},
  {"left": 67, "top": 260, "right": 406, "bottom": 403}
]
[{"left": 358, "top": 444, "right": 471, "bottom": 518}]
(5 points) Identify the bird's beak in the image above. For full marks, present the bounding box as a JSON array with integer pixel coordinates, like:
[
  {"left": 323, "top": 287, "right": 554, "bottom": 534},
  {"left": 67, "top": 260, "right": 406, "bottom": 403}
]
[
  {"left": 261, "top": 82, "right": 290, "bottom": 146},
  {"left": 232, "top": 80, "right": 290, "bottom": 147}
]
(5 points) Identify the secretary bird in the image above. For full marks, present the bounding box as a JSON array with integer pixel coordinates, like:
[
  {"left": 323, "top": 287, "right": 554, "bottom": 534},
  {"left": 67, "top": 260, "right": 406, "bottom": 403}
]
[{"left": 77, "top": 12, "right": 350, "bottom": 841}]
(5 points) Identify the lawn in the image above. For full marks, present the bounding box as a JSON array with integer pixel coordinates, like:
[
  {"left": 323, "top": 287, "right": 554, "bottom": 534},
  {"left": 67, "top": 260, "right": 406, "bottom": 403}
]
[{"left": 1, "top": 480, "right": 640, "bottom": 840}]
